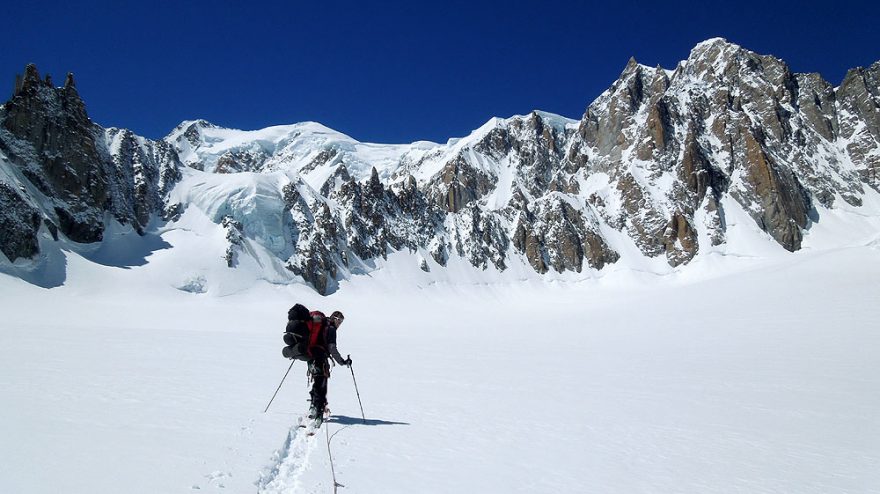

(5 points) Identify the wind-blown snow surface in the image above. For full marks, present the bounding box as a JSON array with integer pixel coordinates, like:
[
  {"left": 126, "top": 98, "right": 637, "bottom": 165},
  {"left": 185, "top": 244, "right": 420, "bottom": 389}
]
[{"left": 2, "top": 202, "right": 880, "bottom": 493}]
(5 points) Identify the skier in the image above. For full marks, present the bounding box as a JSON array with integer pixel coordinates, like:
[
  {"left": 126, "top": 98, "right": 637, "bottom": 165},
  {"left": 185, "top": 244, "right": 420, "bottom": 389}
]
[{"left": 307, "top": 310, "right": 351, "bottom": 423}]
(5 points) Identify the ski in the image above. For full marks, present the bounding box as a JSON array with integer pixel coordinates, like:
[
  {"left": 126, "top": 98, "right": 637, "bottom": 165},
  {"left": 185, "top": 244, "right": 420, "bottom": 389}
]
[
  {"left": 296, "top": 418, "right": 319, "bottom": 436},
  {"left": 307, "top": 411, "right": 329, "bottom": 435},
  {"left": 297, "top": 408, "right": 329, "bottom": 436}
]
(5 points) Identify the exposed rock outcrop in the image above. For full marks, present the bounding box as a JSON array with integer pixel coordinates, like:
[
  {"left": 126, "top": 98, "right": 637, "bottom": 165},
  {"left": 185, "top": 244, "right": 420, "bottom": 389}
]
[
  {"left": 0, "top": 183, "right": 42, "bottom": 261},
  {"left": 0, "top": 64, "right": 181, "bottom": 261}
]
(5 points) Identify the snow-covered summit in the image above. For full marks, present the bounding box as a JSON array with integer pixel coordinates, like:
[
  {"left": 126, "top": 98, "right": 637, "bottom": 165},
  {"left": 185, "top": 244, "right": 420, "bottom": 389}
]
[
  {"left": 164, "top": 111, "right": 576, "bottom": 186},
  {"left": 690, "top": 36, "right": 742, "bottom": 53}
]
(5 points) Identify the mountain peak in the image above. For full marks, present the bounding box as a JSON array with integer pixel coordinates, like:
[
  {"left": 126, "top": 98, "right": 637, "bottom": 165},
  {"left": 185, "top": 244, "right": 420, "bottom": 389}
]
[
  {"left": 174, "top": 119, "right": 219, "bottom": 132},
  {"left": 693, "top": 37, "right": 738, "bottom": 49},
  {"left": 11, "top": 63, "right": 42, "bottom": 98},
  {"left": 687, "top": 37, "right": 745, "bottom": 61},
  {"left": 23, "top": 63, "right": 39, "bottom": 83},
  {"left": 619, "top": 56, "right": 641, "bottom": 77},
  {"left": 681, "top": 37, "right": 757, "bottom": 80},
  {"left": 167, "top": 118, "right": 220, "bottom": 143}
]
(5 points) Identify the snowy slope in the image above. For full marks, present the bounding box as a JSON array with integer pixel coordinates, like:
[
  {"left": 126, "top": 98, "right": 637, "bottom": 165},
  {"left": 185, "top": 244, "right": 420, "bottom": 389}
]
[
  {"left": 166, "top": 119, "right": 435, "bottom": 182},
  {"left": 1, "top": 227, "right": 879, "bottom": 493}
]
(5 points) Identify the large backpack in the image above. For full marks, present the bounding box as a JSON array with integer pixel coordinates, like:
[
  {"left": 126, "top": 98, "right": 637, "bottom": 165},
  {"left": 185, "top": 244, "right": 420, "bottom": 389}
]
[
  {"left": 288, "top": 303, "right": 310, "bottom": 322},
  {"left": 282, "top": 305, "right": 328, "bottom": 361},
  {"left": 284, "top": 303, "right": 310, "bottom": 346}
]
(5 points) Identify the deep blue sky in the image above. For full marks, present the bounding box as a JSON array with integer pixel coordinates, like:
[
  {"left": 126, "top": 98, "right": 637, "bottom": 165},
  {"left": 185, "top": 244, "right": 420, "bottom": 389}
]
[{"left": 4, "top": 0, "right": 878, "bottom": 143}]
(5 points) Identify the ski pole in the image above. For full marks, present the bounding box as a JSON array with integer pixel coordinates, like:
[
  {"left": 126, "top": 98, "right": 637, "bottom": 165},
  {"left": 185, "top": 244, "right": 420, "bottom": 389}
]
[
  {"left": 347, "top": 355, "right": 366, "bottom": 424},
  {"left": 264, "top": 360, "right": 296, "bottom": 413}
]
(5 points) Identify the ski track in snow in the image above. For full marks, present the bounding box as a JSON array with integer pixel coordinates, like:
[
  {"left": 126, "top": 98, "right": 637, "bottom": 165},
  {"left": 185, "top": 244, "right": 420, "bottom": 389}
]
[{"left": 257, "top": 416, "right": 319, "bottom": 493}]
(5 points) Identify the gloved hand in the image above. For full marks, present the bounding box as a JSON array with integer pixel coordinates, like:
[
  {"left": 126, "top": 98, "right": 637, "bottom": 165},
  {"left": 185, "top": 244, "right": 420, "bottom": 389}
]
[{"left": 342, "top": 357, "right": 352, "bottom": 366}]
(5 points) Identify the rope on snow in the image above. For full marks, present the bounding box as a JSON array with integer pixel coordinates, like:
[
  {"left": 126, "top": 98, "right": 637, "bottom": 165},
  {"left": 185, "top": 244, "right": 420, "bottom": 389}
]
[{"left": 324, "top": 423, "right": 352, "bottom": 492}]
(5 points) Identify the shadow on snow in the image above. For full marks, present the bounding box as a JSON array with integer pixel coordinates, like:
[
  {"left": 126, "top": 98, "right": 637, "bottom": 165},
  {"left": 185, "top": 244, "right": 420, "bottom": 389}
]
[
  {"left": 0, "top": 221, "right": 172, "bottom": 289},
  {"left": 327, "top": 415, "right": 410, "bottom": 427}
]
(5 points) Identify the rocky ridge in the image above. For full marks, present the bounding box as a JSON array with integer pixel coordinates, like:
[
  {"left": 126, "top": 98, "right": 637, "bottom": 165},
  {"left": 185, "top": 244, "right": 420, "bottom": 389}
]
[
  {"left": 0, "top": 64, "right": 180, "bottom": 262},
  {"left": 1, "top": 39, "right": 878, "bottom": 294}
]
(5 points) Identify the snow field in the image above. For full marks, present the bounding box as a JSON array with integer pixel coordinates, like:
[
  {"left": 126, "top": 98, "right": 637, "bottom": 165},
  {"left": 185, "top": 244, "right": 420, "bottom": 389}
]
[{"left": 1, "top": 242, "right": 879, "bottom": 493}]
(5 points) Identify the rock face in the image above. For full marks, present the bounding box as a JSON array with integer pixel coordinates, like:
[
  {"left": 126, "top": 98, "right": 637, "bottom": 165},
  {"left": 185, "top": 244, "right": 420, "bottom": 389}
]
[
  {"left": 0, "top": 64, "right": 181, "bottom": 262},
  {"left": 837, "top": 62, "right": 880, "bottom": 189},
  {"left": 1, "top": 41, "right": 879, "bottom": 294},
  {"left": 567, "top": 38, "right": 875, "bottom": 261},
  {"left": 2, "top": 64, "right": 109, "bottom": 243},
  {"left": 0, "top": 182, "right": 42, "bottom": 261},
  {"left": 103, "top": 127, "right": 183, "bottom": 231}
]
